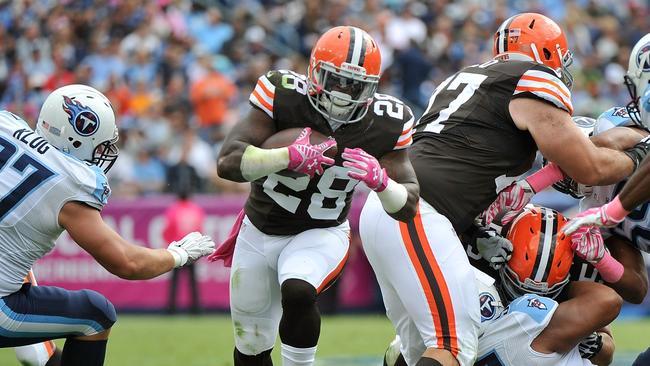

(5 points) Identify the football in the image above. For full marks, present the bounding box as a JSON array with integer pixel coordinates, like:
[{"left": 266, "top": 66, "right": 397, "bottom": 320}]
[{"left": 261, "top": 128, "right": 338, "bottom": 157}]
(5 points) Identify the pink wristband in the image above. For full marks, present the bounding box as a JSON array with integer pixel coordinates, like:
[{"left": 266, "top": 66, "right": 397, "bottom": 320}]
[
  {"left": 525, "top": 163, "right": 565, "bottom": 193},
  {"left": 605, "top": 196, "right": 630, "bottom": 223},
  {"left": 594, "top": 251, "right": 624, "bottom": 283}
]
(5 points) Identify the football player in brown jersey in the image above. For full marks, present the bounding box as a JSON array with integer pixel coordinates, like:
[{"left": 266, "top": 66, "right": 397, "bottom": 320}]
[
  {"left": 362, "top": 12, "right": 643, "bottom": 366},
  {"left": 216, "top": 26, "right": 419, "bottom": 365}
]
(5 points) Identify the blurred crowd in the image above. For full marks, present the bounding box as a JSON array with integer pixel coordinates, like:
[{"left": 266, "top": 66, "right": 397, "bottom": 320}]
[{"left": 0, "top": 0, "right": 648, "bottom": 197}]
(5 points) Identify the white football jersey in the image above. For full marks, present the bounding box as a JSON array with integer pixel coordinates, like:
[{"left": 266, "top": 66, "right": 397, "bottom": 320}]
[
  {"left": 579, "top": 107, "right": 650, "bottom": 252},
  {"left": 476, "top": 294, "right": 593, "bottom": 366},
  {"left": 0, "top": 111, "right": 110, "bottom": 297}
]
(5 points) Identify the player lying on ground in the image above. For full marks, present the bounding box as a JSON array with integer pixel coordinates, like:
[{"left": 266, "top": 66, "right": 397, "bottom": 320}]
[
  {"left": 361, "top": 12, "right": 640, "bottom": 366},
  {"left": 385, "top": 207, "right": 619, "bottom": 366},
  {"left": 0, "top": 85, "right": 215, "bottom": 366},
  {"left": 215, "top": 26, "right": 418, "bottom": 366}
]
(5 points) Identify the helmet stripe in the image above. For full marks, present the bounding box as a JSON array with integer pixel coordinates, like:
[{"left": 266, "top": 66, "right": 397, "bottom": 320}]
[
  {"left": 497, "top": 15, "right": 517, "bottom": 54},
  {"left": 347, "top": 26, "right": 365, "bottom": 66},
  {"left": 541, "top": 210, "right": 559, "bottom": 282},
  {"left": 532, "top": 208, "right": 556, "bottom": 282}
]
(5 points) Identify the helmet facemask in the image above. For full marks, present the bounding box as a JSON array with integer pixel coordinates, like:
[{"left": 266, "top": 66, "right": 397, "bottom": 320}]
[
  {"left": 498, "top": 263, "right": 569, "bottom": 303},
  {"left": 308, "top": 60, "right": 379, "bottom": 127},
  {"left": 92, "top": 127, "right": 119, "bottom": 173}
]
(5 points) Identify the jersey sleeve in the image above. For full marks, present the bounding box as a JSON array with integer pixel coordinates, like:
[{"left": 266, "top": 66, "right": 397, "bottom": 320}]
[
  {"left": 507, "top": 294, "right": 558, "bottom": 335},
  {"left": 69, "top": 164, "right": 111, "bottom": 211},
  {"left": 393, "top": 109, "right": 415, "bottom": 150},
  {"left": 595, "top": 107, "right": 635, "bottom": 135},
  {"left": 513, "top": 68, "right": 573, "bottom": 114},
  {"left": 249, "top": 72, "right": 277, "bottom": 119}
]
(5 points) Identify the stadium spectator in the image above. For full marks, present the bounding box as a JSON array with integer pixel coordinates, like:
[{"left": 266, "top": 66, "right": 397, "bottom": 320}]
[
  {"left": 0, "top": 0, "right": 647, "bottom": 196},
  {"left": 163, "top": 187, "right": 206, "bottom": 314}
]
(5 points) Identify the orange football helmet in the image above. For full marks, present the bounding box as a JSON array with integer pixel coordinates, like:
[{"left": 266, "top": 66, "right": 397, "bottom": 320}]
[
  {"left": 493, "top": 13, "right": 574, "bottom": 89},
  {"left": 307, "top": 26, "right": 381, "bottom": 125},
  {"left": 499, "top": 206, "right": 574, "bottom": 301}
]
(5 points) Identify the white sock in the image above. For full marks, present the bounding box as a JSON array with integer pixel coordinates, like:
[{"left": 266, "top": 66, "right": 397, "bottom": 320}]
[{"left": 281, "top": 343, "right": 317, "bottom": 366}]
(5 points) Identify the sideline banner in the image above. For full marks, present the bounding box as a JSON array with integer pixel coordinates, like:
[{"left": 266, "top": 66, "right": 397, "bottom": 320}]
[{"left": 34, "top": 194, "right": 375, "bottom": 311}]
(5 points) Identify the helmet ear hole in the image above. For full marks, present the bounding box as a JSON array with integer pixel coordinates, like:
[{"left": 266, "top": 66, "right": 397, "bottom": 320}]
[
  {"left": 543, "top": 48, "right": 552, "bottom": 60},
  {"left": 72, "top": 140, "right": 82, "bottom": 148}
]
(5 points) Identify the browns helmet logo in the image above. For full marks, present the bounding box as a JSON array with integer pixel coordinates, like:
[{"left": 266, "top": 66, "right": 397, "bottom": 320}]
[{"left": 62, "top": 95, "right": 100, "bottom": 136}]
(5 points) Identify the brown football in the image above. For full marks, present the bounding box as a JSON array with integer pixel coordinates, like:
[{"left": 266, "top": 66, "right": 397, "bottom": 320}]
[{"left": 261, "top": 128, "right": 337, "bottom": 158}]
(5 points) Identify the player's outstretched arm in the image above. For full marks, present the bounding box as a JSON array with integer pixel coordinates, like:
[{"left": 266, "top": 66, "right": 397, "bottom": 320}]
[
  {"left": 217, "top": 108, "right": 283, "bottom": 182},
  {"left": 60, "top": 202, "right": 214, "bottom": 280},
  {"left": 532, "top": 281, "right": 622, "bottom": 356},
  {"left": 511, "top": 98, "right": 637, "bottom": 186}
]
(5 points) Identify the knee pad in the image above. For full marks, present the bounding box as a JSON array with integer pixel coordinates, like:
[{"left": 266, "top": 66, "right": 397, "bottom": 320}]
[
  {"left": 81, "top": 289, "right": 116, "bottom": 331},
  {"left": 230, "top": 267, "right": 272, "bottom": 314},
  {"left": 281, "top": 279, "right": 316, "bottom": 311}
]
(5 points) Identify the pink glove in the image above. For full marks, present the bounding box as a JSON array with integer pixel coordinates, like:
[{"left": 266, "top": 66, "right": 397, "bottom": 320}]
[
  {"left": 342, "top": 147, "right": 388, "bottom": 192},
  {"left": 570, "top": 225, "right": 624, "bottom": 283},
  {"left": 570, "top": 226, "right": 605, "bottom": 263},
  {"left": 482, "top": 180, "right": 535, "bottom": 226},
  {"left": 563, "top": 196, "right": 629, "bottom": 235},
  {"left": 287, "top": 127, "right": 336, "bottom": 178}
]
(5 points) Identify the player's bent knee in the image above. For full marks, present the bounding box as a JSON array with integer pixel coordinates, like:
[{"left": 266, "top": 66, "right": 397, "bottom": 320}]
[
  {"left": 230, "top": 268, "right": 272, "bottom": 314},
  {"left": 280, "top": 279, "right": 316, "bottom": 311},
  {"left": 81, "top": 289, "right": 116, "bottom": 332}
]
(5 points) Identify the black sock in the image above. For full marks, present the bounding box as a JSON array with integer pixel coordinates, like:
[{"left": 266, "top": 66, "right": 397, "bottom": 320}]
[
  {"left": 415, "top": 357, "right": 444, "bottom": 366},
  {"left": 234, "top": 348, "right": 272, "bottom": 366},
  {"left": 383, "top": 352, "right": 408, "bottom": 366},
  {"left": 633, "top": 347, "right": 650, "bottom": 366},
  {"left": 61, "top": 339, "right": 107, "bottom": 366},
  {"left": 279, "top": 279, "right": 320, "bottom": 348},
  {"left": 45, "top": 348, "right": 62, "bottom": 366}
]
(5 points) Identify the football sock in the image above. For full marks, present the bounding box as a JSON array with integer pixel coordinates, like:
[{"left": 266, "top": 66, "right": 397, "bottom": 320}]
[
  {"left": 234, "top": 348, "right": 272, "bottom": 366},
  {"left": 383, "top": 353, "right": 407, "bottom": 366},
  {"left": 281, "top": 343, "right": 317, "bottom": 366},
  {"left": 415, "top": 357, "right": 443, "bottom": 366},
  {"left": 60, "top": 339, "right": 107, "bottom": 366},
  {"left": 632, "top": 347, "right": 650, "bottom": 366},
  {"left": 279, "top": 279, "right": 320, "bottom": 347}
]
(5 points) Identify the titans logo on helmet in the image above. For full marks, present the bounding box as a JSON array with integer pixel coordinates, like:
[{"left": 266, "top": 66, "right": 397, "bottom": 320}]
[
  {"left": 62, "top": 95, "right": 100, "bottom": 136},
  {"left": 527, "top": 297, "right": 548, "bottom": 310},
  {"left": 637, "top": 43, "right": 650, "bottom": 71},
  {"left": 479, "top": 292, "right": 497, "bottom": 321}
]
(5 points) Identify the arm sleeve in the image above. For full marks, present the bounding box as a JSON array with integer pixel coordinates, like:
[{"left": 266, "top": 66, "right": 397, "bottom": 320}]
[
  {"left": 249, "top": 73, "right": 276, "bottom": 119},
  {"left": 512, "top": 68, "right": 573, "bottom": 115},
  {"left": 393, "top": 107, "right": 415, "bottom": 150}
]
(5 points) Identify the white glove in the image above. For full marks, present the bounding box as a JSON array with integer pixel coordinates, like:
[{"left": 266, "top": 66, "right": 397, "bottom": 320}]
[
  {"left": 166, "top": 232, "right": 215, "bottom": 268},
  {"left": 475, "top": 227, "right": 514, "bottom": 270}
]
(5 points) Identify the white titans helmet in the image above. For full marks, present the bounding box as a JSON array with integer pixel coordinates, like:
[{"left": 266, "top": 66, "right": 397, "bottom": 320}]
[
  {"left": 625, "top": 33, "right": 650, "bottom": 130},
  {"left": 36, "top": 84, "right": 119, "bottom": 172}
]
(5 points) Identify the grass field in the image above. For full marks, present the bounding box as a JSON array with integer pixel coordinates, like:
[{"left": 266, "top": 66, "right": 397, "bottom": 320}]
[{"left": 1, "top": 315, "right": 648, "bottom": 365}]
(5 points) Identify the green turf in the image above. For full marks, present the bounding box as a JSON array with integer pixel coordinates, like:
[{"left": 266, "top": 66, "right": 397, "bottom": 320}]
[{"left": 0, "top": 315, "right": 647, "bottom": 365}]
